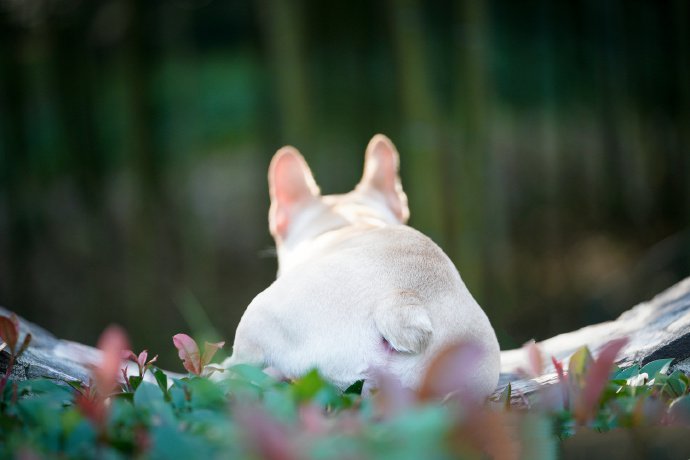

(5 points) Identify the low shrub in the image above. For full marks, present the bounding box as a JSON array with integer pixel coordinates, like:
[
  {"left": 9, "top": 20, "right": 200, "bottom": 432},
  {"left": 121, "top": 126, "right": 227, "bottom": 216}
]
[{"left": 1, "top": 315, "right": 689, "bottom": 459}]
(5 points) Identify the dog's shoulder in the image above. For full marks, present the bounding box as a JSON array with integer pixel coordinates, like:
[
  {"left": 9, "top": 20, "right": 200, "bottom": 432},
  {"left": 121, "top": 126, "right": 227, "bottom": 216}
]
[{"left": 348, "top": 225, "right": 448, "bottom": 262}]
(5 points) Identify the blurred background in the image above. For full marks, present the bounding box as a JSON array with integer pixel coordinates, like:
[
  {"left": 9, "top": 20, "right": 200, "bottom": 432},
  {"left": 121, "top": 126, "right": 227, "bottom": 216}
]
[{"left": 0, "top": 0, "right": 688, "bottom": 368}]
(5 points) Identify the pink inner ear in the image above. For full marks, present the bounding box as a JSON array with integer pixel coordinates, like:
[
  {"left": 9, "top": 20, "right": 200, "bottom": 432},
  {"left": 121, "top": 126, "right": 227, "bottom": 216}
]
[
  {"left": 269, "top": 148, "right": 319, "bottom": 238},
  {"left": 271, "top": 206, "right": 290, "bottom": 237},
  {"left": 272, "top": 153, "right": 314, "bottom": 203},
  {"left": 368, "top": 143, "right": 397, "bottom": 191},
  {"left": 360, "top": 137, "right": 408, "bottom": 222}
]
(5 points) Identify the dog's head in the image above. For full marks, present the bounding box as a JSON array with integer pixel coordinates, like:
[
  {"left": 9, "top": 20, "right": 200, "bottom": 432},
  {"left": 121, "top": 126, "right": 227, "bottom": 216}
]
[{"left": 268, "top": 134, "right": 409, "bottom": 272}]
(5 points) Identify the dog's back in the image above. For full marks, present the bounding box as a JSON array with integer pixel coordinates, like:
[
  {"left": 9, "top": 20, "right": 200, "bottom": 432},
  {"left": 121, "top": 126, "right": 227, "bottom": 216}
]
[{"left": 226, "top": 135, "right": 500, "bottom": 398}]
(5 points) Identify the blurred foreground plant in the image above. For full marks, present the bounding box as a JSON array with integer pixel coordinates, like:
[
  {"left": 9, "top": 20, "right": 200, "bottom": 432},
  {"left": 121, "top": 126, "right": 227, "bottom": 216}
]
[
  {"left": 0, "top": 314, "right": 31, "bottom": 404},
  {"left": 1, "top": 315, "right": 690, "bottom": 459}
]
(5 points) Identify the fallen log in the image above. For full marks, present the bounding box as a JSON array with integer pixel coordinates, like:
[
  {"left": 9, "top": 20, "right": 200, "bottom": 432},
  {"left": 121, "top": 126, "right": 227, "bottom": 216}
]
[
  {"left": 0, "top": 306, "right": 99, "bottom": 383},
  {"left": 2, "top": 277, "right": 690, "bottom": 401},
  {"left": 496, "top": 276, "right": 690, "bottom": 403}
]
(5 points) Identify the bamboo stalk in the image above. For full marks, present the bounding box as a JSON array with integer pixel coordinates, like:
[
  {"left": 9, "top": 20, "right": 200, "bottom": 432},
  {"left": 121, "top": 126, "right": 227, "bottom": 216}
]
[{"left": 387, "top": 0, "right": 445, "bottom": 241}]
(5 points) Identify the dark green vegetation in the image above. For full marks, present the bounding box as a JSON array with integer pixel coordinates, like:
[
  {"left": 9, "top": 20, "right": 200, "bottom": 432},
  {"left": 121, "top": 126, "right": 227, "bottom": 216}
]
[
  {"left": 2, "top": 315, "right": 690, "bottom": 459},
  {"left": 2, "top": 355, "right": 690, "bottom": 459},
  {"left": 1, "top": 1, "right": 689, "bottom": 368}
]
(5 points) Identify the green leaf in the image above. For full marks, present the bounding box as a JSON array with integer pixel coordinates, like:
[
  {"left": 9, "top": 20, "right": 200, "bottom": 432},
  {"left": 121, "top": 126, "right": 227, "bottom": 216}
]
[
  {"left": 227, "top": 364, "right": 275, "bottom": 388},
  {"left": 16, "top": 392, "right": 71, "bottom": 430},
  {"left": 262, "top": 387, "right": 298, "bottom": 421},
  {"left": 519, "top": 413, "right": 558, "bottom": 459},
  {"left": 60, "top": 407, "right": 86, "bottom": 437},
  {"left": 168, "top": 381, "right": 189, "bottom": 411},
  {"left": 129, "top": 375, "right": 143, "bottom": 391},
  {"left": 65, "top": 380, "right": 85, "bottom": 392},
  {"left": 149, "top": 425, "right": 214, "bottom": 460},
  {"left": 134, "top": 381, "right": 165, "bottom": 406},
  {"left": 291, "top": 369, "right": 328, "bottom": 402},
  {"left": 378, "top": 405, "right": 451, "bottom": 457},
  {"left": 344, "top": 380, "right": 364, "bottom": 395},
  {"left": 154, "top": 369, "right": 170, "bottom": 400},
  {"left": 668, "top": 394, "right": 690, "bottom": 424},
  {"left": 16, "top": 379, "right": 73, "bottom": 398},
  {"left": 680, "top": 372, "right": 690, "bottom": 387},
  {"left": 224, "top": 378, "right": 263, "bottom": 401},
  {"left": 639, "top": 358, "right": 674, "bottom": 379},
  {"left": 553, "top": 410, "right": 576, "bottom": 440},
  {"left": 108, "top": 396, "right": 136, "bottom": 425},
  {"left": 498, "top": 383, "right": 512, "bottom": 411},
  {"left": 112, "top": 392, "right": 134, "bottom": 403},
  {"left": 64, "top": 418, "right": 97, "bottom": 457},
  {"left": 184, "top": 377, "right": 226, "bottom": 410},
  {"left": 313, "top": 385, "right": 341, "bottom": 408},
  {"left": 663, "top": 370, "right": 687, "bottom": 398},
  {"left": 614, "top": 365, "right": 640, "bottom": 380},
  {"left": 154, "top": 369, "right": 168, "bottom": 391},
  {"left": 134, "top": 381, "right": 175, "bottom": 424},
  {"left": 568, "top": 346, "right": 593, "bottom": 389}
]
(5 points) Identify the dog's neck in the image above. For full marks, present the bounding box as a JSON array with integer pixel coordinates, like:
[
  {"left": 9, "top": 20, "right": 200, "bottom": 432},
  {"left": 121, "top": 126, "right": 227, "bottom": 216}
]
[{"left": 275, "top": 218, "right": 392, "bottom": 278}]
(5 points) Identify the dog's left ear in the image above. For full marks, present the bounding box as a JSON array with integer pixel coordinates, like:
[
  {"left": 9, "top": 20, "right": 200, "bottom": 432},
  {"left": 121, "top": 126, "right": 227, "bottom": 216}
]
[
  {"left": 357, "top": 134, "right": 409, "bottom": 223},
  {"left": 268, "top": 146, "right": 320, "bottom": 240}
]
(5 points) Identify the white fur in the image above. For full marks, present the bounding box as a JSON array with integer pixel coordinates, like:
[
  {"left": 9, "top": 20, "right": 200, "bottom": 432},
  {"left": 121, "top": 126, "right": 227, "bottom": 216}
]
[{"left": 223, "top": 135, "right": 500, "bottom": 397}]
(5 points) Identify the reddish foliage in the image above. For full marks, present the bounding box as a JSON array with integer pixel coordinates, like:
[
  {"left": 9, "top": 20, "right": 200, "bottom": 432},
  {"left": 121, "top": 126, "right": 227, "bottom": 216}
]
[
  {"left": 74, "top": 325, "right": 130, "bottom": 434},
  {"left": 236, "top": 406, "right": 297, "bottom": 460},
  {"left": 172, "top": 334, "right": 224, "bottom": 376},
  {"left": 370, "top": 369, "right": 415, "bottom": 418},
  {"left": 551, "top": 356, "right": 569, "bottom": 409},
  {"left": 124, "top": 349, "right": 158, "bottom": 378},
  {"left": 522, "top": 340, "right": 544, "bottom": 378},
  {"left": 418, "top": 341, "right": 484, "bottom": 402},
  {"left": 202, "top": 341, "right": 225, "bottom": 367},
  {"left": 173, "top": 334, "right": 202, "bottom": 375},
  {"left": 75, "top": 387, "right": 108, "bottom": 427},
  {"left": 574, "top": 337, "right": 629, "bottom": 423},
  {"left": 0, "top": 314, "right": 19, "bottom": 353},
  {"left": 450, "top": 409, "right": 521, "bottom": 460},
  {"left": 0, "top": 313, "right": 32, "bottom": 397},
  {"left": 93, "top": 325, "right": 129, "bottom": 397},
  {"left": 298, "top": 404, "right": 327, "bottom": 434}
]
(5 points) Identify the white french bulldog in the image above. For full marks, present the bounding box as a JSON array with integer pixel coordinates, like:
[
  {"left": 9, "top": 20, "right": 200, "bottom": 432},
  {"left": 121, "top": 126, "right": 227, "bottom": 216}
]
[{"left": 224, "top": 134, "right": 500, "bottom": 397}]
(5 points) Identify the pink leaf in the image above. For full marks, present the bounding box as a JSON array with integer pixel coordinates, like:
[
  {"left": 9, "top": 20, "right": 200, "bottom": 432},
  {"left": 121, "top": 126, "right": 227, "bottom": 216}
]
[
  {"left": 236, "top": 406, "right": 297, "bottom": 460},
  {"left": 552, "top": 356, "right": 565, "bottom": 382},
  {"left": 75, "top": 391, "right": 107, "bottom": 427},
  {"left": 94, "top": 325, "right": 129, "bottom": 396},
  {"left": 575, "top": 337, "right": 629, "bottom": 423},
  {"left": 123, "top": 350, "right": 138, "bottom": 362},
  {"left": 523, "top": 339, "right": 544, "bottom": 377},
  {"left": 369, "top": 368, "right": 415, "bottom": 418},
  {"left": 121, "top": 366, "right": 129, "bottom": 389},
  {"left": 552, "top": 356, "right": 569, "bottom": 409},
  {"left": 299, "top": 404, "right": 327, "bottom": 434},
  {"left": 419, "top": 341, "right": 485, "bottom": 402},
  {"left": 201, "top": 341, "right": 225, "bottom": 367},
  {"left": 173, "top": 334, "right": 201, "bottom": 375},
  {"left": 0, "top": 315, "right": 18, "bottom": 353},
  {"left": 137, "top": 350, "right": 148, "bottom": 369},
  {"left": 123, "top": 349, "right": 156, "bottom": 377}
]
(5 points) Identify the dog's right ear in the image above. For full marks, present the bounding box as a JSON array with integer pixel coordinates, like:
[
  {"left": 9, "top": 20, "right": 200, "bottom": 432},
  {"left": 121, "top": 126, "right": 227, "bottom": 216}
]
[
  {"left": 268, "top": 146, "right": 320, "bottom": 240},
  {"left": 357, "top": 134, "right": 409, "bottom": 223}
]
